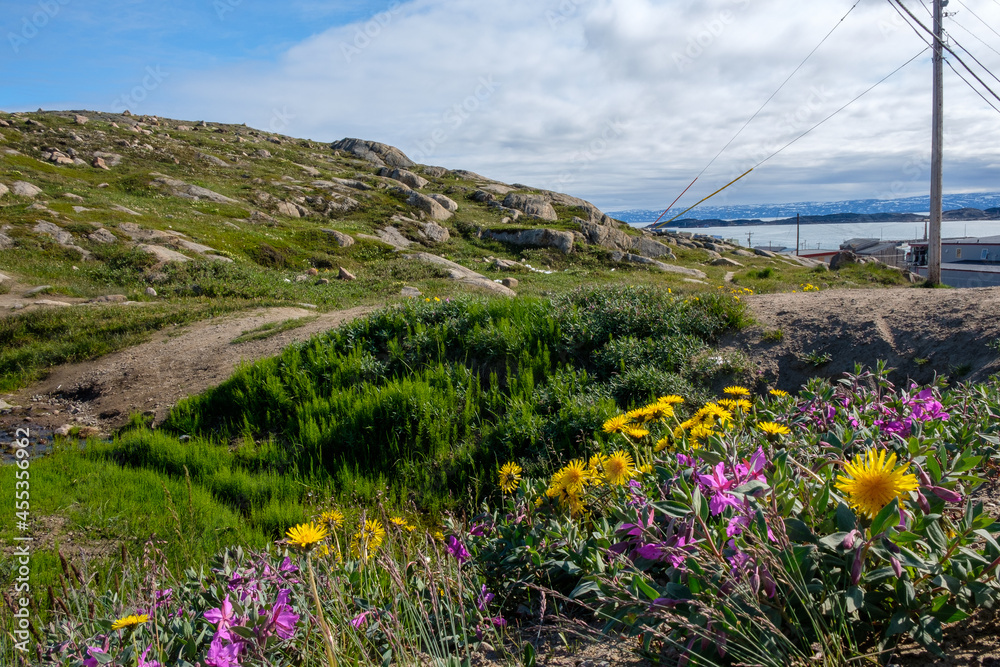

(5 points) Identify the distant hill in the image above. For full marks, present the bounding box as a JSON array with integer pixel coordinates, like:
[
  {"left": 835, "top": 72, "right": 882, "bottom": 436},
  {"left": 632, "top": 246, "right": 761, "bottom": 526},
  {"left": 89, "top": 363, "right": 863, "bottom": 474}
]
[
  {"left": 611, "top": 193, "right": 1000, "bottom": 224},
  {"left": 664, "top": 208, "right": 1000, "bottom": 229}
]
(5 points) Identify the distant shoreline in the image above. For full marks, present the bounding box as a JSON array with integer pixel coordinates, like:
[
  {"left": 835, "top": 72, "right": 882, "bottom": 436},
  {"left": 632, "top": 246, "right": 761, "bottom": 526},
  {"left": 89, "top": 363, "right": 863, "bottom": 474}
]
[{"left": 636, "top": 207, "right": 1000, "bottom": 228}]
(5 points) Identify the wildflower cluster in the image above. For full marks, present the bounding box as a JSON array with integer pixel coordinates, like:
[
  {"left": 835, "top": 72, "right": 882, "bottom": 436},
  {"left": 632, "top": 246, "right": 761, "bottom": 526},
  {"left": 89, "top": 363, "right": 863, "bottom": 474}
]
[{"left": 467, "top": 367, "right": 1000, "bottom": 664}]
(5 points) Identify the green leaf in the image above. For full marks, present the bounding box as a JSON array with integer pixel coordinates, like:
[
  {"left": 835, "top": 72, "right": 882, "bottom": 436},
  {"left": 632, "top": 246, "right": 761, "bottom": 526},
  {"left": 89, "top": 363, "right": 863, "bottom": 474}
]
[
  {"left": 732, "top": 479, "right": 768, "bottom": 495},
  {"left": 952, "top": 454, "right": 982, "bottom": 473},
  {"left": 230, "top": 625, "right": 255, "bottom": 640},
  {"left": 522, "top": 642, "right": 537, "bottom": 667},
  {"left": 931, "top": 574, "right": 961, "bottom": 594},
  {"left": 896, "top": 578, "right": 916, "bottom": 608},
  {"left": 635, "top": 577, "right": 660, "bottom": 601},
  {"left": 814, "top": 483, "right": 830, "bottom": 513},
  {"left": 925, "top": 456, "right": 942, "bottom": 483},
  {"left": 836, "top": 502, "right": 857, "bottom": 531},
  {"left": 569, "top": 580, "right": 601, "bottom": 600},
  {"left": 870, "top": 498, "right": 900, "bottom": 536},
  {"left": 846, "top": 586, "right": 864, "bottom": 613},
  {"left": 653, "top": 500, "right": 694, "bottom": 519},
  {"left": 887, "top": 609, "right": 914, "bottom": 636},
  {"left": 925, "top": 520, "right": 948, "bottom": 551},
  {"left": 819, "top": 531, "right": 850, "bottom": 550},
  {"left": 94, "top": 652, "right": 114, "bottom": 665},
  {"left": 690, "top": 486, "right": 703, "bottom": 519},
  {"left": 784, "top": 518, "right": 818, "bottom": 544}
]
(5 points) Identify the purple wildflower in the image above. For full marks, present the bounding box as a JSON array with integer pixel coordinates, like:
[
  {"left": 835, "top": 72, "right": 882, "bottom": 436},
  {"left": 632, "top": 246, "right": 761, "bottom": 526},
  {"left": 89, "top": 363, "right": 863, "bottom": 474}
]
[{"left": 446, "top": 536, "right": 471, "bottom": 563}]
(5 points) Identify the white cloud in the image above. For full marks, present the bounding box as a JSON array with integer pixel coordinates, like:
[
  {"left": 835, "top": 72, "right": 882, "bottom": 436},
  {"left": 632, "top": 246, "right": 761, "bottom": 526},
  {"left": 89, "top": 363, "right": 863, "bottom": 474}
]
[{"left": 154, "top": 0, "right": 1000, "bottom": 212}]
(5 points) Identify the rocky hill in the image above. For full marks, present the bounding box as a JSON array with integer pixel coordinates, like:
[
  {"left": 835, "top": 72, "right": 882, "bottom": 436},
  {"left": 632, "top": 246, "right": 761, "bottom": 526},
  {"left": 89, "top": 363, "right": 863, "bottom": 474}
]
[{"left": 0, "top": 108, "right": 726, "bottom": 304}]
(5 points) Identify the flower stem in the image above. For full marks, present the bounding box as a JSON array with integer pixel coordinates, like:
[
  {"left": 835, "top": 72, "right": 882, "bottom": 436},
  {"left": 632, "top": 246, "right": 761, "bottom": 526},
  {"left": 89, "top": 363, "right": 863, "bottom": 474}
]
[{"left": 306, "top": 553, "right": 339, "bottom": 667}]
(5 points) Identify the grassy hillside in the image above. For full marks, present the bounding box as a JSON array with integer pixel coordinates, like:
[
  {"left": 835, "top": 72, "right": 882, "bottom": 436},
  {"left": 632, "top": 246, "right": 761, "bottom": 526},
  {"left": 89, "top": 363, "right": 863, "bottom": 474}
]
[{"left": 0, "top": 109, "right": 913, "bottom": 390}]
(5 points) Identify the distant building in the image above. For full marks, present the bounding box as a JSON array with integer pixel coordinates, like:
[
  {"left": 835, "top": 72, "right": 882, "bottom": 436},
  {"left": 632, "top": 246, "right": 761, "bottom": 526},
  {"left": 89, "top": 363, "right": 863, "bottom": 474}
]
[{"left": 909, "top": 235, "right": 1000, "bottom": 287}]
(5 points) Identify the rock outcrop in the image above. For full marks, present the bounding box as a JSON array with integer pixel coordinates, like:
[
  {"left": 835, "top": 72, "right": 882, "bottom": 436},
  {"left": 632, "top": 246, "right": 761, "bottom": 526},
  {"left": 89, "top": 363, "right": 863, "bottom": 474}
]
[
  {"left": 502, "top": 193, "right": 557, "bottom": 221},
  {"left": 151, "top": 174, "right": 239, "bottom": 204},
  {"left": 12, "top": 181, "right": 43, "bottom": 197},
  {"left": 482, "top": 228, "right": 575, "bottom": 254},
  {"left": 406, "top": 191, "right": 453, "bottom": 220},
  {"left": 403, "top": 252, "right": 516, "bottom": 296},
  {"left": 331, "top": 138, "right": 414, "bottom": 169},
  {"left": 320, "top": 228, "right": 355, "bottom": 248},
  {"left": 577, "top": 219, "right": 675, "bottom": 259},
  {"left": 378, "top": 167, "right": 428, "bottom": 189}
]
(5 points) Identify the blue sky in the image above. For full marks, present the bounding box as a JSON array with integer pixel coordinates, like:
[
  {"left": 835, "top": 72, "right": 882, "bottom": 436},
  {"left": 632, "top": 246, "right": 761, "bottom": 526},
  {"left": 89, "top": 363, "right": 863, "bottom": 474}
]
[{"left": 4, "top": 0, "right": 1000, "bottom": 214}]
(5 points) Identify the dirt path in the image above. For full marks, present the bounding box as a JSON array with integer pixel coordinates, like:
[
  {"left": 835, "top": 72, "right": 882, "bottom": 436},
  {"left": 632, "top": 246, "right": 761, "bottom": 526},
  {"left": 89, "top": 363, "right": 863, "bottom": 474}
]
[
  {"left": 719, "top": 286, "right": 1000, "bottom": 392},
  {"left": 1, "top": 305, "right": 375, "bottom": 434}
]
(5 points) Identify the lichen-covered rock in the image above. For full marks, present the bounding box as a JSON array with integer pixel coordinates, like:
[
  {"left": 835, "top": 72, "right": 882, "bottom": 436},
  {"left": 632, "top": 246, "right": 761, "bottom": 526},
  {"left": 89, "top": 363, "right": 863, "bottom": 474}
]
[
  {"left": 331, "top": 138, "right": 414, "bottom": 168},
  {"left": 482, "top": 228, "right": 575, "bottom": 254},
  {"left": 502, "top": 193, "right": 557, "bottom": 221}
]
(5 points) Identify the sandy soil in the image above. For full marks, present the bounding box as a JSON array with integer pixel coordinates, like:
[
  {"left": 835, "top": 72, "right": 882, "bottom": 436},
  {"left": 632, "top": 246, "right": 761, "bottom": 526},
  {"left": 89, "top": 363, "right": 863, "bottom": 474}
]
[{"left": 720, "top": 286, "right": 1000, "bottom": 392}]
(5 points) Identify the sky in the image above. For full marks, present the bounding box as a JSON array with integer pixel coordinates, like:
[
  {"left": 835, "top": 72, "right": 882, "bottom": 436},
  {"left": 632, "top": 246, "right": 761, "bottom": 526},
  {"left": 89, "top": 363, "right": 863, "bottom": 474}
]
[{"left": 3, "top": 0, "right": 1000, "bottom": 214}]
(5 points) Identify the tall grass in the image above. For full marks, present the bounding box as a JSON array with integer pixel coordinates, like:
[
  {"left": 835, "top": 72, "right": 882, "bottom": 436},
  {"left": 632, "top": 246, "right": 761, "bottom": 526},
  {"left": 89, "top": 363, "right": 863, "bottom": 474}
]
[{"left": 162, "top": 286, "right": 747, "bottom": 510}]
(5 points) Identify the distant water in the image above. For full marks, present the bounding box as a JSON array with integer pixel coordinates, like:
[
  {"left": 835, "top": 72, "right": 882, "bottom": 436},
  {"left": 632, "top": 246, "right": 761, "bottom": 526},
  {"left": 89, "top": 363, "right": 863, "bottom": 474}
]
[{"left": 639, "top": 220, "right": 1000, "bottom": 251}]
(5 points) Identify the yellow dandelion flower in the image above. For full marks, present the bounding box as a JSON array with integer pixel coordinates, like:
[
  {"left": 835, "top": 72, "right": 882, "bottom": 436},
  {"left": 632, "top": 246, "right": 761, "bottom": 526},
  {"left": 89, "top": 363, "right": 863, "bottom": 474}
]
[
  {"left": 432, "top": 530, "right": 445, "bottom": 541},
  {"left": 623, "top": 426, "right": 651, "bottom": 439},
  {"left": 111, "top": 614, "right": 148, "bottom": 631},
  {"left": 390, "top": 516, "right": 413, "bottom": 531},
  {"left": 700, "top": 403, "right": 733, "bottom": 428},
  {"left": 604, "top": 450, "right": 636, "bottom": 486},
  {"left": 498, "top": 462, "right": 523, "bottom": 494},
  {"left": 549, "top": 459, "right": 590, "bottom": 496},
  {"left": 642, "top": 402, "right": 675, "bottom": 421},
  {"left": 723, "top": 386, "right": 751, "bottom": 397},
  {"left": 718, "top": 398, "right": 752, "bottom": 412},
  {"left": 561, "top": 490, "right": 586, "bottom": 516},
  {"left": 769, "top": 389, "right": 789, "bottom": 398},
  {"left": 602, "top": 415, "right": 630, "bottom": 434},
  {"left": 654, "top": 436, "right": 672, "bottom": 453},
  {"left": 658, "top": 395, "right": 685, "bottom": 406},
  {"left": 835, "top": 449, "right": 920, "bottom": 519},
  {"left": 587, "top": 453, "right": 608, "bottom": 486},
  {"left": 757, "top": 421, "right": 791, "bottom": 436},
  {"left": 286, "top": 522, "right": 329, "bottom": 551},
  {"left": 625, "top": 406, "right": 656, "bottom": 423},
  {"left": 350, "top": 519, "right": 386, "bottom": 559},
  {"left": 639, "top": 464, "right": 653, "bottom": 475},
  {"left": 320, "top": 509, "right": 344, "bottom": 528}
]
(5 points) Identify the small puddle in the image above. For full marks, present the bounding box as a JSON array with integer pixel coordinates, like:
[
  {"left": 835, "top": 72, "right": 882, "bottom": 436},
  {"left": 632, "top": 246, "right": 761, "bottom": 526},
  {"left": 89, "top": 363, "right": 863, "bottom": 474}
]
[{"left": 2, "top": 426, "right": 57, "bottom": 463}]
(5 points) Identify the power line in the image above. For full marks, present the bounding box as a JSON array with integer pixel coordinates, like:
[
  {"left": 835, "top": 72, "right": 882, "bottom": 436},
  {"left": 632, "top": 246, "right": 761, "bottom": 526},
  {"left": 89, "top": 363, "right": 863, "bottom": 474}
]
[
  {"left": 659, "top": 47, "right": 930, "bottom": 225},
  {"left": 948, "top": 15, "right": 1000, "bottom": 59},
  {"left": 694, "top": 0, "right": 864, "bottom": 179},
  {"left": 948, "top": 30, "right": 1000, "bottom": 87},
  {"left": 945, "top": 55, "right": 1000, "bottom": 113},
  {"left": 951, "top": 0, "right": 1000, "bottom": 43},
  {"left": 650, "top": 0, "right": 864, "bottom": 226},
  {"left": 752, "top": 47, "right": 930, "bottom": 169},
  {"left": 889, "top": 0, "right": 1000, "bottom": 104},
  {"left": 889, "top": 0, "right": 1000, "bottom": 108}
]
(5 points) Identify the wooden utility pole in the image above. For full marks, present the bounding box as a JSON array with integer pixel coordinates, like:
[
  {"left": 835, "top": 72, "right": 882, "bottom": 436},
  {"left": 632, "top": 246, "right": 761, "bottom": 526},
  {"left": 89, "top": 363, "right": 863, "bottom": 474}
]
[
  {"left": 928, "top": 0, "right": 945, "bottom": 284},
  {"left": 795, "top": 214, "right": 800, "bottom": 256}
]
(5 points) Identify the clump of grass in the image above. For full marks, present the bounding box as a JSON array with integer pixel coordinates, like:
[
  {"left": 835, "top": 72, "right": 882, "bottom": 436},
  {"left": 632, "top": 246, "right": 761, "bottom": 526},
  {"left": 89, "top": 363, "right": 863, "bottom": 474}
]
[
  {"left": 231, "top": 316, "right": 318, "bottom": 344},
  {"left": 799, "top": 349, "right": 832, "bottom": 366},
  {"left": 762, "top": 328, "right": 784, "bottom": 343},
  {"left": 754, "top": 267, "right": 775, "bottom": 279}
]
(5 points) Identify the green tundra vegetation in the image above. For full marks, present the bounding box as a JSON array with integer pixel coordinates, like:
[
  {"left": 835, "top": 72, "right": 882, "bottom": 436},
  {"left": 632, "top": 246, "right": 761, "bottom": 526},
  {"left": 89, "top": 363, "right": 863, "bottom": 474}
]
[{"left": 2, "top": 111, "right": 954, "bottom": 665}]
